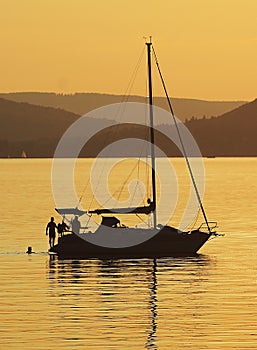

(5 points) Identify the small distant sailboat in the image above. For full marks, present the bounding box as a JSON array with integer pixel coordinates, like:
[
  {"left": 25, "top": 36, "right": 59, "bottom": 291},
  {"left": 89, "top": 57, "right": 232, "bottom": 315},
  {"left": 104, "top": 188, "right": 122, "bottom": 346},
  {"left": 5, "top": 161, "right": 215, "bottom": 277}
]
[{"left": 21, "top": 150, "right": 27, "bottom": 158}]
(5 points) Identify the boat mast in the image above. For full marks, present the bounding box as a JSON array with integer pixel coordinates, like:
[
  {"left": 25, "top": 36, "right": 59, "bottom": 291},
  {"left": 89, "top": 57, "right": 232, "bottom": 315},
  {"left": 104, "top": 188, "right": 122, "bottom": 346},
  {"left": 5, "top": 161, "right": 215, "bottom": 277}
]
[{"left": 146, "top": 40, "right": 157, "bottom": 229}]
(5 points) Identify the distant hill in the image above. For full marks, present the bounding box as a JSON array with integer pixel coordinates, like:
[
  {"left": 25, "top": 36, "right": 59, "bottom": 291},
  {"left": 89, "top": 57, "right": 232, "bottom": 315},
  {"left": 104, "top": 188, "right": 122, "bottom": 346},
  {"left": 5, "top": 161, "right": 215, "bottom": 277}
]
[
  {"left": 0, "top": 92, "right": 246, "bottom": 122},
  {"left": 83, "top": 99, "right": 257, "bottom": 157},
  {"left": 0, "top": 98, "right": 79, "bottom": 142},
  {"left": 0, "top": 96, "right": 256, "bottom": 157},
  {"left": 185, "top": 99, "right": 257, "bottom": 156},
  {"left": 0, "top": 98, "right": 113, "bottom": 157}
]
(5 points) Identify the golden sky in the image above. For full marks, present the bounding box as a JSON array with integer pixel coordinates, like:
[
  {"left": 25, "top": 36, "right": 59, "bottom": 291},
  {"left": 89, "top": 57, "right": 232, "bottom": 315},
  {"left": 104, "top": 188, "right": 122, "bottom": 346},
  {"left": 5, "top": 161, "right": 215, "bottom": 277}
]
[{"left": 0, "top": 0, "right": 256, "bottom": 100}]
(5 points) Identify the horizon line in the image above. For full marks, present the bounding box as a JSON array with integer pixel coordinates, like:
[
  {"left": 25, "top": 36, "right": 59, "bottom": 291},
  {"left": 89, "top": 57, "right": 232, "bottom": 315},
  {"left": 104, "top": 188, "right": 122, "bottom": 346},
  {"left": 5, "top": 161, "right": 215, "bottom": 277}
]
[{"left": 0, "top": 90, "right": 250, "bottom": 103}]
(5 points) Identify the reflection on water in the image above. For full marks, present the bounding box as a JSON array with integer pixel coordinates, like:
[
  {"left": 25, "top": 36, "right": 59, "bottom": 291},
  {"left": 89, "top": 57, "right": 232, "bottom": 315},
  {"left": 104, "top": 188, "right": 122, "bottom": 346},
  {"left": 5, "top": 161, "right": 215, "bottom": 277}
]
[
  {"left": 46, "top": 255, "right": 211, "bottom": 349},
  {"left": 2, "top": 159, "right": 257, "bottom": 349},
  {"left": 146, "top": 258, "right": 157, "bottom": 349},
  {"left": 1, "top": 245, "right": 257, "bottom": 349}
]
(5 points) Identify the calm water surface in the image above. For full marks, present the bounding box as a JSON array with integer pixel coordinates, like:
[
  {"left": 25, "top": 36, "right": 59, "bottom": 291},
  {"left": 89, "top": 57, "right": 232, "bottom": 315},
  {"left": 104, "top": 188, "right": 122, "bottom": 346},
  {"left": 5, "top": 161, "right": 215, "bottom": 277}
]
[{"left": 1, "top": 158, "right": 257, "bottom": 349}]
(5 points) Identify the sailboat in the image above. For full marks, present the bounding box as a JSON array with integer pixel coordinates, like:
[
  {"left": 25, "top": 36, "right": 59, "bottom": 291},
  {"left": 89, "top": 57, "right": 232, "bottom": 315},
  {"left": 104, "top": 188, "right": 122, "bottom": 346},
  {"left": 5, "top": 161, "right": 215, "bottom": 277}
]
[
  {"left": 21, "top": 150, "right": 27, "bottom": 158},
  {"left": 50, "top": 40, "right": 219, "bottom": 258}
]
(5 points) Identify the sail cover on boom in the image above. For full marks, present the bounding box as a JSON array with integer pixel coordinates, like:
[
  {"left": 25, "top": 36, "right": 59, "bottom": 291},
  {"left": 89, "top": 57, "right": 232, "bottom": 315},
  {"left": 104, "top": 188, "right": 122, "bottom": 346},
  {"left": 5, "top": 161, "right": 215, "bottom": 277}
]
[
  {"left": 88, "top": 201, "right": 155, "bottom": 215},
  {"left": 55, "top": 208, "right": 86, "bottom": 216}
]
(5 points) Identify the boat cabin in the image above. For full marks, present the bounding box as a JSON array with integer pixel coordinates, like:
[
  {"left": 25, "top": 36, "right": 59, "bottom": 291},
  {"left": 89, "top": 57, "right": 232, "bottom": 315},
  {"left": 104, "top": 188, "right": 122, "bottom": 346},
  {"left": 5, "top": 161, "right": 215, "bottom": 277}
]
[{"left": 101, "top": 216, "right": 120, "bottom": 228}]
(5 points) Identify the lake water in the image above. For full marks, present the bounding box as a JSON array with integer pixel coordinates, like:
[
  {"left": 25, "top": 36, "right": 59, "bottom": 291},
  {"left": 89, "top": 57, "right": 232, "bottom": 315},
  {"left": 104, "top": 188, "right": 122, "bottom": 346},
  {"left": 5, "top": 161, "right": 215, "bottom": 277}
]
[{"left": 1, "top": 158, "right": 257, "bottom": 349}]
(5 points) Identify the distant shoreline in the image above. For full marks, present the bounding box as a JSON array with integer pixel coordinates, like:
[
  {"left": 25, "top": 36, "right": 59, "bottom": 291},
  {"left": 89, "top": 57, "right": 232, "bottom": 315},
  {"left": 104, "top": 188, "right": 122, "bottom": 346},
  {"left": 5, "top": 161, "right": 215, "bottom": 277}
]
[{"left": 2, "top": 156, "right": 257, "bottom": 159}]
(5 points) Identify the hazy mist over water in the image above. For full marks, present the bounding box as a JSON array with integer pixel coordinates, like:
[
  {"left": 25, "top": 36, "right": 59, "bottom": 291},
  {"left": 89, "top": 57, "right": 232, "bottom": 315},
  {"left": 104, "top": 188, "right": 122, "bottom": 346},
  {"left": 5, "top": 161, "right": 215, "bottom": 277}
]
[{"left": 1, "top": 158, "right": 257, "bottom": 349}]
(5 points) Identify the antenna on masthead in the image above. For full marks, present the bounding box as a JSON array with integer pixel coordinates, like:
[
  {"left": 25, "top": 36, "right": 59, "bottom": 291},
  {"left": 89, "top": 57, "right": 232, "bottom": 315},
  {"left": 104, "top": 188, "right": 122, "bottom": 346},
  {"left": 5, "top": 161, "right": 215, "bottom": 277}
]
[{"left": 143, "top": 35, "right": 152, "bottom": 44}]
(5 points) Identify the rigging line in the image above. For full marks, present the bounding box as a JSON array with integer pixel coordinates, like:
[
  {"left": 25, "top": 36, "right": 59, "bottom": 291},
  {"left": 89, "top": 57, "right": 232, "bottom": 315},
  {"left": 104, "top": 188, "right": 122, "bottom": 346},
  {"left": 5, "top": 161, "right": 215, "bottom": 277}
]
[
  {"left": 106, "top": 48, "right": 145, "bottom": 154},
  {"left": 129, "top": 116, "right": 151, "bottom": 207},
  {"left": 85, "top": 213, "right": 98, "bottom": 228},
  {"left": 135, "top": 213, "right": 150, "bottom": 227},
  {"left": 76, "top": 170, "right": 90, "bottom": 207},
  {"left": 122, "top": 46, "right": 145, "bottom": 104},
  {"left": 99, "top": 158, "right": 140, "bottom": 208},
  {"left": 128, "top": 157, "right": 145, "bottom": 207},
  {"left": 111, "top": 46, "right": 145, "bottom": 126},
  {"left": 189, "top": 206, "right": 201, "bottom": 231},
  {"left": 146, "top": 154, "right": 150, "bottom": 199},
  {"left": 152, "top": 46, "right": 211, "bottom": 234},
  {"left": 130, "top": 99, "right": 151, "bottom": 205},
  {"left": 131, "top": 83, "right": 152, "bottom": 204},
  {"left": 87, "top": 159, "right": 108, "bottom": 211},
  {"left": 113, "top": 156, "right": 146, "bottom": 207},
  {"left": 106, "top": 126, "right": 148, "bottom": 208},
  {"left": 128, "top": 90, "right": 151, "bottom": 207},
  {"left": 144, "top": 78, "right": 151, "bottom": 199},
  {"left": 99, "top": 50, "right": 148, "bottom": 209},
  {"left": 109, "top": 46, "right": 145, "bottom": 147},
  {"left": 87, "top": 48, "right": 145, "bottom": 212}
]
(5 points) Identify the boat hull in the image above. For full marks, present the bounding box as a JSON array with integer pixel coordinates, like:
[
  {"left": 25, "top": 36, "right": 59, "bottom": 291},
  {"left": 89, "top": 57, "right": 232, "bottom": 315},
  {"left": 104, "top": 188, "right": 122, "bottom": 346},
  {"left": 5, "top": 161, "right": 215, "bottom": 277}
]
[{"left": 49, "top": 225, "right": 211, "bottom": 258}]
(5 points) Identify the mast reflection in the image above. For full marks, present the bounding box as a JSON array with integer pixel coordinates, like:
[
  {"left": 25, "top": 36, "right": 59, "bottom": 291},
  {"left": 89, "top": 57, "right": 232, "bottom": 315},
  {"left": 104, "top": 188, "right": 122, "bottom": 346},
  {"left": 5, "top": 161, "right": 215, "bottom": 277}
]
[
  {"left": 146, "top": 258, "right": 158, "bottom": 349},
  {"left": 47, "top": 254, "right": 211, "bottom": 348}
]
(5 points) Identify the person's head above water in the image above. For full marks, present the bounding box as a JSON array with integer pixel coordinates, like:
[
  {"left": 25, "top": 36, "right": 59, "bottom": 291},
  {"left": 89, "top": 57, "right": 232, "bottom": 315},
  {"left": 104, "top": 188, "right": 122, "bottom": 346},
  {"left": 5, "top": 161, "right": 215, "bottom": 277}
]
[{"left": 26, "top": 246, "right": 34, "bottom": 254}]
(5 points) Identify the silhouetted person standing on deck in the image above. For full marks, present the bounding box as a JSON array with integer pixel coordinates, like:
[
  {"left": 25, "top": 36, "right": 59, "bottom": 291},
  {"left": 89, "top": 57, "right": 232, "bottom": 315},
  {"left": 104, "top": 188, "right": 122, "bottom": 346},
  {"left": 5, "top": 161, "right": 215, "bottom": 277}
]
[
  {"left": 46, "top": 217, "right": 57, "bottom": 248},
  {"left": 57, "top": 220, "right": 69, "bottom": 237},
  {"left": 72, "top": 216, "right": 81, "bottom": 234}
]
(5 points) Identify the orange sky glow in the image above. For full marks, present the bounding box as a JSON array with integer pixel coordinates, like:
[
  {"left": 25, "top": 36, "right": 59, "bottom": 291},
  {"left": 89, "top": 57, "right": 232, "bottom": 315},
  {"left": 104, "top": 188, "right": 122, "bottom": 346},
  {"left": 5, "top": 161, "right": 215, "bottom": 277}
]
[{"left": 0, "top": 0, "right": 256, "bottom": 100}]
